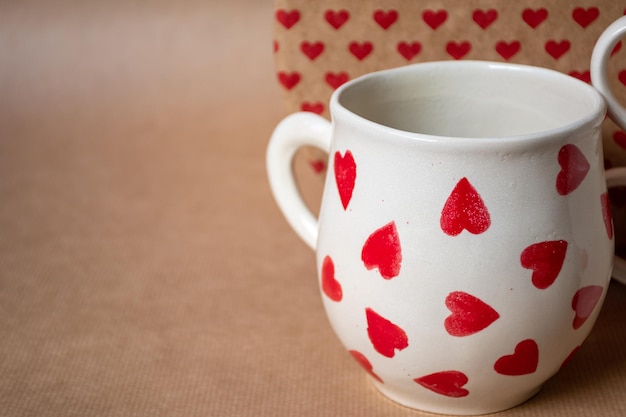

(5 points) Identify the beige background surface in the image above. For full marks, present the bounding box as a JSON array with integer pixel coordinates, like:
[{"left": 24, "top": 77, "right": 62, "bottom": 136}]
[{"left": 0, "top": 1, "right": 625, "bottom": 416}]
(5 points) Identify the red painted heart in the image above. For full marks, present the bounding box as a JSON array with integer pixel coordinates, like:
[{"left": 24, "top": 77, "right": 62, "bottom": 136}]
[
  {"left": 446, "top": 41, "right": 471, "bottom": 60},
  {"left": 366, "top": 307, "right": 409, "bottom": 358},
  {"left": 440, "top": 177, "right": 490, "bottom": 236},
  {"left": 445, "top": 291, "right": 500, "bottom": 337},
  {"left": 601, "top": 192, "right": 613, "bottom": 240},
  {"left": 473, "top": 9, "right": 498, "bottom": 29},
  {"left": 522, "top": 8, "right": 548, "bottom": 29},
  {"left": 423, "top": 9, "right": 448, "bottom": 30},
  {"left": 520, "top": 240, "right": 568, "bottom": 290},
  {"left": 545, "top": 40, "right": 571, "bottom": 60},
  {"left": 321, "top": 255, "right": 342, "bottom": 302},
  {"left": 614, "top": 131, "right": 626, "bottom": 149},
  {"left": 361, "top": 221, "right": 402, "bottom": 279},
  {"left": 334, "top": 150, "right": 356, "bottom": 210},
  {"left": 300, "top": 41, "right": 324, "bottom": 61},
  {"left": 619, "top": 70, "right": 626, "bottom": 87},
  {"left": 496, "top": 40, "right": 521, "bottom": 61},
  {"left": 556, "top": 144, "right": 590, "bottom": 196},
  {"left": 494, "top": 339, "right": 539, "bottom": 376},
  {"left": 325, "top": 9, "right": 349, "bottom": 30},
  {"left": 275, "top": 9, "right": 300, "bottom": 29},
  {"left": 572, "top": 286, "right": 603, "bottom": 330},
  {"left": 373, "top": 9, "right": 398, "bottom": 30},
  {"left": 414, "top": 371, "right": 470, "bottom": 398},
  {"left": 397, "top": 41, "right": 422, "bottom": 61},
  {"left": 349, "top": 350, "right": 383, "bottom": 383},
  {"left": 349, "top": 41, "right": 373, "bottom": 61},
  {"left": 572, "top": 7, "right": 599, "bottom": 29}
]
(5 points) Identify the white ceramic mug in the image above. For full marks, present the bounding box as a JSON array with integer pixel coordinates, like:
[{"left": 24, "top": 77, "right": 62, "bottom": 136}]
[{"left": 267, "top": 16, "right": 626, "bottom": 415}]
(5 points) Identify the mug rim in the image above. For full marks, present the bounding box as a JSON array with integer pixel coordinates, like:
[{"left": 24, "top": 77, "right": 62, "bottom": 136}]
[{"left": 330, "top": 60, "right": 607, "bottom": 145}]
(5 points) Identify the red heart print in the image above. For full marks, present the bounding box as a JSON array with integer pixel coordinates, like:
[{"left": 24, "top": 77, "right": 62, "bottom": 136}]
[
  {"left": 522, "top": 8, "right": 548, "bottom": 29},
  {"left": 361, "top": 221, "right": 402, "bottom": 279},
  {"left": 423, "top": 9, "right": 448, "bottom": 30},
  {"left": 612, "top": 41, "right": 622, "bottom": 57},
  {"left": 556, "top": 144, "right": 590, "bottom": 196},
  {"left": 520, "top": 240, "right": 568, "bottom": 290},
  {"left": 569, "top": 70, "right": 591, "bottom": 84},
  {"left": 349, "top": 350, "right": 383, "bottom": 383},
  {"left": 572, "top": 286, "right": 603, "bottom": 330},
  {"left": 325, "top": 9, "right": 349, "bottom": 30},
  {"left": 374, "top": 9, "right": 398, "bottom": 30},
  {"left": 601, "top": 192, "right": 614, "bottom": 240},
  {"left": 619, "top": 70, "right": 626, "bottom": 87},
  {"left": 496, "top": 41, "right": 521, "bottom": 61},
  {"left": 545, "top": 40, "right": 571, "bottom": 60},
  {"left": 473, "top": 9, "right": 498, "bottom": 29},
  {"left": 273, "top": 40, "right": 279, "bottom": 53},
  {"left": 301, "top": 101, "right": 325, "bottom": 115},
  {"left": 308, "top": 158, "right": 326, "bottom": 174},
  {"left": 349, "top": 41, "right": 373, "bottom": 61},
  {"left": 397, "top": 41, "right": 422, "bottom": 61},
  {"left": 277, "top": 71, "right": 301, "bottom": 90},
  {"left": 366, "top": 307, "right": 409, "bottom": 358},
  {"left": 440, "top": 177, "right": 491, "bottom": 236},
  {"left": 414, "top": 371, "right": 470, "bottom": 398},
  {"left": 300, "top": 41, "right": 324, "bottom": 61},
  {"left": 334, "top": 150, "right": 356, "bottom": 210},
  {"left": 444, "top": 291, "right": 500, "bottom": 337},
  {"left": 325, "top": 71, "right": 349, "bottom": 90},
  {"left": 494, "top": 339, "right": 539, "bottom": 376},
  {"left": 321, "top": 255, "right": 342, "bottom": 302},
  {"left": 446, "top": 41, "right": 471, "bottom": 60},
  {"left": 275, "top": 9, "right": 300, "bottom": 29},
  {"left": 572, "top": 7, "right": 599, "bottom": 29},
  {"left": 615, "top": 131, "right": 626, "bottom": 149}
]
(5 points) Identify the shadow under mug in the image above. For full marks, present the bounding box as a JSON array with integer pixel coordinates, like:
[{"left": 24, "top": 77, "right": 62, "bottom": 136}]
[{"left": 267, "top": 16, "right": 626, "bottom": 416}]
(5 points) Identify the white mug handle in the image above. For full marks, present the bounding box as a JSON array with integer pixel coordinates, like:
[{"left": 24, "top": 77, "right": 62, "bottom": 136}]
[
  {"left": 591, "top": 15, "right": 626, "bottom": 132},
  {"left": 591, "top": 15, "right": 626, "bottom": 284},
  {"left": 266, "top": 112, "right": 332, "bottom": 250}
]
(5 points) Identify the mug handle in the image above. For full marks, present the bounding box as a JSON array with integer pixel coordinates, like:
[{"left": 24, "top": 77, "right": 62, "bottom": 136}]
[
  {"left": 590, "top": 15, "right": 626, "bottom": 131},
  {"left": 266, "top": 112, "right": 332, "bottom": 250},
  {"left": 591, "top": 16, "right": 626, "bottom": 284}
]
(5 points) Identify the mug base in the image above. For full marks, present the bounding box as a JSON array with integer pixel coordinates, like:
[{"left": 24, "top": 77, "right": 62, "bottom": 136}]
[{"left": 370, "top": 378, "right": 542, "bottom": 415}]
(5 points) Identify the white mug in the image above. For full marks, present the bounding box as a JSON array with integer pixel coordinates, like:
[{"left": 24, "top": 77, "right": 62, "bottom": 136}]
[{"left": 267, "top": 16, "right": 626, "bottom": 415}]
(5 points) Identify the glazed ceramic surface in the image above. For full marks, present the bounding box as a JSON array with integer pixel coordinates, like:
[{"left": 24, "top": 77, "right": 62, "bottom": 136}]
[{"left": 267, "top": 17, "right": 626, "bottom": 415}]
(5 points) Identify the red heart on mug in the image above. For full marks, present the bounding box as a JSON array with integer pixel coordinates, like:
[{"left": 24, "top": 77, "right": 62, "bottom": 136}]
[
  {"left": 325, "top": 72, "right": 349, "bottom": 90},
  {"left": 446, "top": 41, "right": 471, "bottom": 60},
  {"left": 440, "top": 177, "right": 491, "bottom": 236},
  {"left": 349, "top": 350, "right": 383, "bottom": 383},
  {"left": 334, "top": 150, "right": 356, "bottom": 210},
  {"left": 545, "top": 40, "right": 571, "bottom": 60},
  {"left": 361, "top": 221, "right": 402, "bottom": 279},
  {"left": 572, "top": 7, "right": 599, "bottom": 28},
  {"left": 496, "top": 40, "right": 521, "bottom": 61},
  {"left": 366, "top": 307, "right": 409, "bottom": 358},
  {"left": 321, "top": 255, "right": 342, "bottom": 302},
  {"left": 300, "top": 41, "right": 324, "bottom": 61},
  {"left": 349, "top": 41, "right": 373, "bottom": 61},
  {"left": 414, "top": 371, "right": 470, "bottom": 398},
  {"left": 572, "top": 286, "right": 603, "bottom": 330},
  {"left": 601, "top": 192, "right": 613, "bottom": 240},
  {"left": 520, "top": 240, "right": 568, "bottom": 289},
  {"left": 397, "top": 41, "right": 422, "bottom": 60},
  {"left": 445, "top": 291, "right": 500, "bottom": 336},
  {"left": 494, "top": 339, "right": 539, "bottom": 376},
  {"left": 556, "top": 144, "right": 590, "bottom": 195}
]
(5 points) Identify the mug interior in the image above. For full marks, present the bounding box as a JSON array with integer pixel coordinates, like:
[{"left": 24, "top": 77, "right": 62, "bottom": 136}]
[{"left": 336, "top": 61, "right": 605, "bottom": 139}]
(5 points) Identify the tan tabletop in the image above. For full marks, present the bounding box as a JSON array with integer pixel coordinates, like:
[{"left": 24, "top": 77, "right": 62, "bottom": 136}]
[{"left": 1, "top": 1, "right": 625, "bottom": 416}]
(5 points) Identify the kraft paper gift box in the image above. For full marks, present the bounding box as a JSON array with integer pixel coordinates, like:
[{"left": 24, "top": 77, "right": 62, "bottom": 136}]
[{"left": 272, "top": 0, "right": 626, "bottom": 250}]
